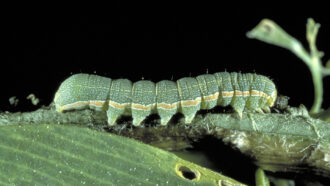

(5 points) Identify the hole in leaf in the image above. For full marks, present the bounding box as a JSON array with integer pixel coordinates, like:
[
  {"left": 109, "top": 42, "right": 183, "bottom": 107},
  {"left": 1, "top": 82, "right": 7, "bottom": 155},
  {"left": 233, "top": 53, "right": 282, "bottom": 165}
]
[
  {"left": 176, "top": 165, "right": 200, "bottom": 181},
  {"left": 180, "top": 167, "right": 196, "bottom": 180}
]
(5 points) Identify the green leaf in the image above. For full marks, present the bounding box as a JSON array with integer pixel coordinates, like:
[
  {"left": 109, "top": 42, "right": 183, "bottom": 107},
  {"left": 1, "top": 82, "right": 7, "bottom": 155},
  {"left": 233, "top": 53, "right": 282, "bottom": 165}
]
[
  {"left": 246, "top": 19, "right": 299, "bottom": 51},
  {"left": 0, "top": 124, "right": 245, "bottom": 185},
  {"left": 255, "top": 168, "right": 270, "bottom": 186}
]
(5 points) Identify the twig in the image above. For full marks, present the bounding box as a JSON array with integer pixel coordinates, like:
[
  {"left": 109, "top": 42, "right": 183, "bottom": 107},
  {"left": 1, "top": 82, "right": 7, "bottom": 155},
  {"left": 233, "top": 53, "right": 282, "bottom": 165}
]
[{"left": 246, "top": 18, "right": 329, "bottom": 114}]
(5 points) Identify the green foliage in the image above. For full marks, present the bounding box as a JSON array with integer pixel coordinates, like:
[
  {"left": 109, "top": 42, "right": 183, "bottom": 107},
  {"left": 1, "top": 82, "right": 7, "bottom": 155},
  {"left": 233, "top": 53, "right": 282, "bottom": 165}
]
[
  {"left": 247, "top": 18, "right": 330, "bottom": 115},
  {"left": 255, "top": 168, "right": 270, "bottom": 186},
  {"left": 0, "top": 124, "right": 245, "bottom": 185}
]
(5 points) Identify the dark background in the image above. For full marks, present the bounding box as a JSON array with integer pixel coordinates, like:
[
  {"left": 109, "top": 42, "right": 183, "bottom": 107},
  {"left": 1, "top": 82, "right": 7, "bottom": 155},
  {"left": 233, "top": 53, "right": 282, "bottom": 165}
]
[
  {"left": 2, "top": 5, "right": 329, "bottom": 184},
  {"left": 2, "top": 7, "right": 329, "bottom": 112}
]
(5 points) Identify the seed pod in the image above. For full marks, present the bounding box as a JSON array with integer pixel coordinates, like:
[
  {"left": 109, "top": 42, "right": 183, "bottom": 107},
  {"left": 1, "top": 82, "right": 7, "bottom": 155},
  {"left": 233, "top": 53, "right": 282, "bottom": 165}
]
[{"left": 54, "top": 72, "right": 277, "bottom": 126}]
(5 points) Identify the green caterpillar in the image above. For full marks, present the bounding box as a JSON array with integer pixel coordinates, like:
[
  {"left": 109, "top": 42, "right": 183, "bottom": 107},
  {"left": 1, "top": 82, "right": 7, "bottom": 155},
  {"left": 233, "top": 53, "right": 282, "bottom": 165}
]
[{"left": 54, "top": 72, "right": 277, "bottom": 126}]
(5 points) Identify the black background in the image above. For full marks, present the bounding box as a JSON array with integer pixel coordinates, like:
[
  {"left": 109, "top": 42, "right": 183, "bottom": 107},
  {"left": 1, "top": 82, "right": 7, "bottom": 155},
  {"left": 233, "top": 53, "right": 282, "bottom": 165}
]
[
  {"left": 2, "top": 4, "right": 330, "bottom": 184},
  {"left": 2, "top": 7, "right": 329, "bottom": 112}
]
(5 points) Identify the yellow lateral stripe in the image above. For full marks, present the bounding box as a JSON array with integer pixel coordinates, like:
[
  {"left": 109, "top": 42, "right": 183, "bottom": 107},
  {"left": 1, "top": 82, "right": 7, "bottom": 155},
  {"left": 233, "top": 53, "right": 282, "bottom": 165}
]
[
  {"left": 109, "top": 100, "right": 130, "bottom": 109},
  {"left": 250, "top": 90, "right": 271, "bottom": 99},
  {"left": 131, "top": 103, "right": 156, "bottom": 110},
  {"left": 221, "top": 90, "right": 271, "bottom": 100},
  {"left": 221, "top": 91, "right": 234, "bottom": 97},
  {"left": 234, "top": 90, "right": 250, "bottom": 96},
  {"left": 59, "top": 90, "right": 272, "bottom": 112},
  {"left": 157, "top": 102, "right": 179, "bottom": 110},
  {"left": 181, "top": 97, "right": 201, "bottom": 107},
  {"left": 89, "top": 100, "right": 106, "bottom": 107},
  {"left": 203, "top": 92, "right": 219, "bottom": 101}
]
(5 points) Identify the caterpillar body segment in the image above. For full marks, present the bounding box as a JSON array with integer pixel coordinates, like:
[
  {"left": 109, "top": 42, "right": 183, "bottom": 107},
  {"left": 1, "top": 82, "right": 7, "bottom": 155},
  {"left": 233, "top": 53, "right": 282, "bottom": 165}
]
[
  {"left": 195, "top": 74, "right": 219, "bottom": 110},
  {"left": 156, "top": 80, "right": 180, "bottom": 125},
  {"left": 54, "top": 72, "right": 277, "bottom": 126},
  {"left": 131, "top": 80, "right": 156, "bottom": 126},
  {"left": 107, "top": 79, "right": 132, "bottom": 125},
  {"left": 177, "top": 77, "right": 202, "bottom": 124}
]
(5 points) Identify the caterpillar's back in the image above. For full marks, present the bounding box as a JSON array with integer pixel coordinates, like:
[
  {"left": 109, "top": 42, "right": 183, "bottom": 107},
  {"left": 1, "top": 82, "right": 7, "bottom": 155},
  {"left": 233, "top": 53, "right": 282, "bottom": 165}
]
[{"left": 54, "top": 72, "right": 277, "bottom": 126}]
